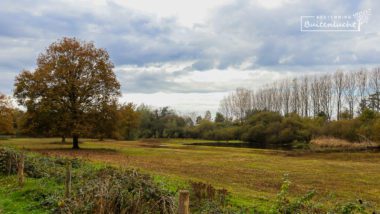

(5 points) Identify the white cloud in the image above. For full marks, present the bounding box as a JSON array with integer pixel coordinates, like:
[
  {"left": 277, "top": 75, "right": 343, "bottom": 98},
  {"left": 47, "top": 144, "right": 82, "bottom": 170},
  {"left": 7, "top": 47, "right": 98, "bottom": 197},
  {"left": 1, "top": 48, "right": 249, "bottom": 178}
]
[
  {"left": 115, "top": 0, "right": 234, "bottom": 27},
  {"left": 278, "top": 55, "right": 294, "bottom": 64},
  {"left": 253, "top": 0, "right": 298, "bottom": 9},
  {"left": 121, "top": 92, "right": 227, "bottom": 114}
]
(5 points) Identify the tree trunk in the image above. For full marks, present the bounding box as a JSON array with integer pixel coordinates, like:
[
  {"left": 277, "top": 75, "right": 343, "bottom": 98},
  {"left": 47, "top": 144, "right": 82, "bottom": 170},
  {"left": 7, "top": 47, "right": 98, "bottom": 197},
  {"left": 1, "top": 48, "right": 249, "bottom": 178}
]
[
  {"left": 72, "top": 135, "right": 79, "bottom": 149},
  {"left": 61, "top": 136, "right": 66, "bottom": 143}
]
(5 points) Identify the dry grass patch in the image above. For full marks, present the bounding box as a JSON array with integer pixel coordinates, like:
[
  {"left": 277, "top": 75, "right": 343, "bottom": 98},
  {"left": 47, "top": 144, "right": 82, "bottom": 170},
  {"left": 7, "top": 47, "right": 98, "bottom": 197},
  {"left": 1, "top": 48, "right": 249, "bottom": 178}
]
[{"left": 310, "top": 137, "right": 378, "bottom": 150}]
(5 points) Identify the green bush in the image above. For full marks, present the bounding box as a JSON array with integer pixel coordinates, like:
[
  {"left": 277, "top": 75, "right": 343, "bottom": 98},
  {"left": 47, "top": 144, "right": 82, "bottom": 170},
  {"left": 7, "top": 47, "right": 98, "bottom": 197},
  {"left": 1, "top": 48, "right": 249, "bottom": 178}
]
[
  {"left": 321, "top": 109, "right": 380, "bottom": 143},
  {"left": 372, "top": 118, "right": 380, "bottom": 142},
  {"left": 0, "top": 147, "right": 18, "bottom": 175},
  {"left": 0, "top": 148, "right": 83, "bottom": 182},
  {"left": 323, "top": 119, "right": 361, "bottom": 142},
  {"left": 241, "top": 112, "right": 311, "bottom": 145},
  {"left": 270, "top": 174, "right": 319, "bottom": 214},
  {"left": 61, "top": 167, "right": 175, "bottom": 214},
  {"left": 212, "top": 126, "right": 240, "bottom": 142}
]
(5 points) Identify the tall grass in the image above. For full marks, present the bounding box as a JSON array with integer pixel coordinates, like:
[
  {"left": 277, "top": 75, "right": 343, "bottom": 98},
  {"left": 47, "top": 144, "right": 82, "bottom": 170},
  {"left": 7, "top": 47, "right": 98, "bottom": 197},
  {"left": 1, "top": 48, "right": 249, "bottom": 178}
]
[{"left": 310, "top": 137, "right": 377, "bottom": 151}]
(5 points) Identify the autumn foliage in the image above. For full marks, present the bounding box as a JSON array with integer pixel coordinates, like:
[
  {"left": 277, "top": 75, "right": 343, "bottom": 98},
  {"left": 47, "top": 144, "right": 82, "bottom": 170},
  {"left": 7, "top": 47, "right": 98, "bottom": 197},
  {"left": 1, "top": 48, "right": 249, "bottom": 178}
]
[
  {"left": 0, "top": 94, "right": 14, "bottom": 135},
  {"left": 14, "top": 38, "right": 120, "bottom": 148}
]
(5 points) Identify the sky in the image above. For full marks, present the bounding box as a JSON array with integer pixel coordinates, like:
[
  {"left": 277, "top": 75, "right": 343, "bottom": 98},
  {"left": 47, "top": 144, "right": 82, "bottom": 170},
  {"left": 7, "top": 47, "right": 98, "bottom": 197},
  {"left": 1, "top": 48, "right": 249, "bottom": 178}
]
[{"left": 0, "top": 0, "right": 379, "bottom": 114}]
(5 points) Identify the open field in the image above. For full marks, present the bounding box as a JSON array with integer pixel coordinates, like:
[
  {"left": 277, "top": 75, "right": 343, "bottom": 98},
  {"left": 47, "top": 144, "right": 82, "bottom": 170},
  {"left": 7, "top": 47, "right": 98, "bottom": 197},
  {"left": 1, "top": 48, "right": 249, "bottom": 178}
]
[{"left": 1, "top": 138, "right": 380, "bottom": 210}]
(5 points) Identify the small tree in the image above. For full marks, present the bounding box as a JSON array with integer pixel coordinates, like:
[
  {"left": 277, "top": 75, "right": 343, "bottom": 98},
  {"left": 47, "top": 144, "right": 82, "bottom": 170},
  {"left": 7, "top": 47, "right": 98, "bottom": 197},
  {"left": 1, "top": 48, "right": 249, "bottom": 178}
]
[
  {"left": 117, "top": 103, "right": 140, "bottom": 140},
  {"left": 0, "top": 93, "right": 14, "bottom": 135},
  {"left": 204, "top": 110, "right": 212, "bottom": 121},
  {"left": 14, "top": 38, "right": 120, "bottom": 149},
  {"left": 196, "top": 116, "right": 203, "bottom": 124},
  {"left": 214, "top": 112, "right": 225, "bottom": 123}
]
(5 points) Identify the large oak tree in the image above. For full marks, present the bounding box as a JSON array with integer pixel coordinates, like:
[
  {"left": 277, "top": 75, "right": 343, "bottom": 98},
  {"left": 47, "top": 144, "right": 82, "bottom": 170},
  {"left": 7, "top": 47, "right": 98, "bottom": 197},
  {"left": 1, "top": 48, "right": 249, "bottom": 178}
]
[{"left": 14, "top": 38, "right": 120, "bottom": 149}]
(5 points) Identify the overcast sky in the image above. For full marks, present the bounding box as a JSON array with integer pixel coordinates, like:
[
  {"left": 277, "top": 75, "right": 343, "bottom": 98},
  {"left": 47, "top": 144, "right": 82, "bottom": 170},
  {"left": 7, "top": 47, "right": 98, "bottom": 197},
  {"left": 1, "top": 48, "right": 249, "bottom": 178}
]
[{"left": 0, "top": 0, "right": 379, "bottom": 114}]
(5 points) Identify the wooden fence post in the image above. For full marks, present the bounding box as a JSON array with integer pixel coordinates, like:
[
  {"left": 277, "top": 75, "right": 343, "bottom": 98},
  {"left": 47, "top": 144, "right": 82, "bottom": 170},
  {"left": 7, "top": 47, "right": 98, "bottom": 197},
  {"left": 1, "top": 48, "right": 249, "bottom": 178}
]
[
  {"left": 178, "top": 190, "right": 190, "bottom": 214},
  {"left": 7, "top": 156, "right": 12, "bottom": 176},
  {"left": 17, "top": 153, "right": 25, "bottom": 187},
  {"left": 65, "top": 161, "right": 72, "bottom": 198}
]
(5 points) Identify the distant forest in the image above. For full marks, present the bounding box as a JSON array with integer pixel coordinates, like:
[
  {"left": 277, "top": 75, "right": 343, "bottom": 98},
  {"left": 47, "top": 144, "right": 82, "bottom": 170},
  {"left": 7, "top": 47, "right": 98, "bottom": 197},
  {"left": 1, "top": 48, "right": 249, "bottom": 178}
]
[{"left": 1, "top": 68, "right": 379, "bottom": 146}]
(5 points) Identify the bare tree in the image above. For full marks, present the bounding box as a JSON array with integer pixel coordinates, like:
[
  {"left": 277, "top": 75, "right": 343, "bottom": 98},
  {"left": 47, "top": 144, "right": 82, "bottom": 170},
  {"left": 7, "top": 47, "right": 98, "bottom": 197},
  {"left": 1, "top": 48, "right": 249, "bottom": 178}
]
[
  {"left": 270, "top": 82, "right": 282, "bottom": 113},
  {"left": 281, "top": 79, "right": 291, "bottom": 115},
  {"left": 219, "top": 96, "right": 233, "bottom": 121},
  {"left": 333, "top": 70, "right": 345, "bottom": 120},
  {"left": 370, "top": 68, "right": 380, "bottom": 94},
  {"left": 319, "top": 74, "right": 333, "bottom": 119},
  {"left": 204, "top": 110, "right": 212, "bottom": 121},
  {"left": 187, "top": 112, "right": 199, "bottom": 125},
  {"left": 356, "top": 68, "right": 368, "bottom": 106},
  {"left": 310, "top": 76, "right": 321, "bottom": 117},
  {"left": 221, "top": 67, "right": 378, "bottom": 120},
  {"left": 290, "top": 78, "right": 300, "bottom": 114},
  {"left": 299, "top": 76, "right": 309, "bottom": 117},
  {"left": 232, "top": 88, "right": 252, "bottom": 122},
  {"left": 219, "top": 88, "right": 253, "bottom": 122},
  {"left": 343, "top": 71, "right": 357, "bottom": 118},
  {"left": 368, "top": 67, "right": 380, "bottom": 111}
]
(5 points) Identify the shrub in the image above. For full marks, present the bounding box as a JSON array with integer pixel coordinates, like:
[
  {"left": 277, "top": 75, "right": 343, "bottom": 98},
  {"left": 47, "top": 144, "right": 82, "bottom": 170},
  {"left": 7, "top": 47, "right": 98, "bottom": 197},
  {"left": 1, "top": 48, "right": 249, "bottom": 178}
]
[
  {"left": 0, "top": 148, "right": 83, "bottom": 181},
  {"left": 212, "top": 126, "right": 240, "bottom": 142},
  {"left": 189, "top": 181, "right": 238, "bottom": 213},
  {"left": 241, "top": 111, "right": 311, "bottom": 145},
  {"left": 0, "top": 147, "right": 18, "bottom": 175},
  {"left": 321, "top": 109, "right": 380, "bottom": 143},
  {"left": 372, "top": 118, "right": 380, "bottom": 142},
  {"left": 270, "top": 174, "right": 319, "bottom": 214},
  {"left": 61, "top": 167, "right": 175, "bottom": 214},
  {"left": 322, "top": 119, "right": 361, "bottom": 142},
  {"left": 333, "top": 201, "right": 367, "bottom": 214}
]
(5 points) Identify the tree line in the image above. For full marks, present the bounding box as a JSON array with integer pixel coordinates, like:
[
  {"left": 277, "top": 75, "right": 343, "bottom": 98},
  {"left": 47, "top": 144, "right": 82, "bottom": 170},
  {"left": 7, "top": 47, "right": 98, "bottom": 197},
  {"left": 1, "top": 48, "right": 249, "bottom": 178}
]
[{"left": 219, "top": 69, "right": 380, "bottom": 121}]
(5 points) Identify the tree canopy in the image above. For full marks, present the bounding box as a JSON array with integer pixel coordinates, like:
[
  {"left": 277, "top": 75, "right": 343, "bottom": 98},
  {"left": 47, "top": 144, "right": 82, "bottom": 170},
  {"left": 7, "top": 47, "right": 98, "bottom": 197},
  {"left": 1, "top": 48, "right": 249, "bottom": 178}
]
[{"left": 14, "top": 38, "right": 120, "bottom": 149}]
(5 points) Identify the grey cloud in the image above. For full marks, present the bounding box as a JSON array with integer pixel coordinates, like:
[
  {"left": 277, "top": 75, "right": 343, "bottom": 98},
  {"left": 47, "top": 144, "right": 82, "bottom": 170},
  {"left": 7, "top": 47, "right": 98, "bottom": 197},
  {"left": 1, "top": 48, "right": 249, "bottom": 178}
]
[
  {"left": 0, "top": 0, "right": 201, "bottom": 93},
  {"left": 201, "top": 0, "right": 380, "bottom": 68},
  {"left": 0, "top": 0, "right": 379, "bottom": 95}
]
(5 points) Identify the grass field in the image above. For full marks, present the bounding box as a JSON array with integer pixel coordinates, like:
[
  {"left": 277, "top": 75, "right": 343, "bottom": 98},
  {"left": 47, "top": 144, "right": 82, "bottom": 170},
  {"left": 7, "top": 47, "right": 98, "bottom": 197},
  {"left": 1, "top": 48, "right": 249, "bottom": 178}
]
[
  {"left": 0, "top": 176, "right": 56, "bottom": 214},
  {"left": 1, "top": 138, "right": 379, "bottom": 210}
]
